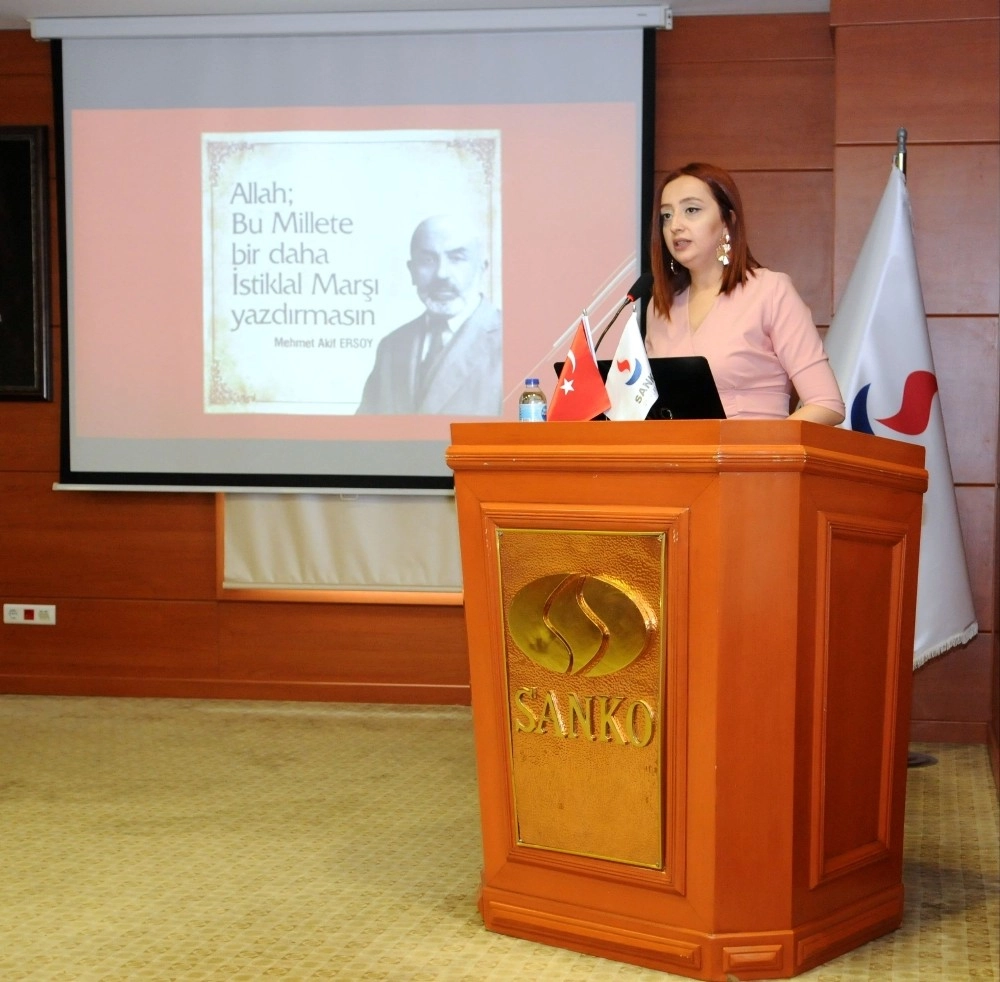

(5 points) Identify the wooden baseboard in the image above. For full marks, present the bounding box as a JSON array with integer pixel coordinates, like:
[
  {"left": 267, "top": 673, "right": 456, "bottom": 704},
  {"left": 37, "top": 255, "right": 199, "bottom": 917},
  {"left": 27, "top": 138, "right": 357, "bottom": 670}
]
[
  {"left": 988, "top": 723, "right": 999, "bottom": 792},
  {"left": 909, "top": 719, "right": 988, "bottom": 744},
  {"left": 0, "top": 674, "right": 472, "bottom": 706}
]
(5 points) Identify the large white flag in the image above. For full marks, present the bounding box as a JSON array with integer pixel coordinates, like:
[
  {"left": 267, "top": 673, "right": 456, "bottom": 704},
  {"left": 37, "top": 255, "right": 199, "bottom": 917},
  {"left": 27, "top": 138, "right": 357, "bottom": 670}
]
[
  {"left": 606, "top": 309, "right": 659, "bottom": 421},
  {"left": 824, "top": 166, "right": 978, "bottom": 667}
]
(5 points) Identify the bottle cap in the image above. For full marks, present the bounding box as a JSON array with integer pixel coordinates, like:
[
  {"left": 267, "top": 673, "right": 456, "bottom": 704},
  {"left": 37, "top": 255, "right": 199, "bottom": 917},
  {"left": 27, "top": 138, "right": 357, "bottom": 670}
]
[{"left": 524, "top": 377, "right": 539, "bottom": 386}]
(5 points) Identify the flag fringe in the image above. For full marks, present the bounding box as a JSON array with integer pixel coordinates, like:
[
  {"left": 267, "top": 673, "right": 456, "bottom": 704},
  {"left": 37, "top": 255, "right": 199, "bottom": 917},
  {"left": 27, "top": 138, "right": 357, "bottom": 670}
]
[{"left": 913, "top": 621, "right": 979, "bottom": 669}]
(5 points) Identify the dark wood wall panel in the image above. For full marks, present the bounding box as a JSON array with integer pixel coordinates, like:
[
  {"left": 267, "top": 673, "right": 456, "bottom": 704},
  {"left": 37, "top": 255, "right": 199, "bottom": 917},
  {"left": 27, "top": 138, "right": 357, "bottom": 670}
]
[
  {"left": 832, "top": 0, "right": 999, "bottom": 25},
  {"left": 929, "top": 317, "right": 1000, "bottom": 485},
  {"left": 834, "top": 20, "right": 999, "bottom": 145},
  {"left": 1, "top": 329, "right": 60, "bottom": 470},
  {"left": 833, "top": 145, "right": 1000, "bottom": 314},
  {"left": 0, "top": 33, "right": 49, "bottom": 70},
  {"left": 655, "top": 14, "right": 833, "bottom": 175},
  {"left": 911, "top": 633, "right": 995, "bottom": 743},
  {"left": 655, "top": 58, "right": 834, "bottom": 174},
  {"left": 957, "top": 486, "right": 997, "bottom": 631},
  {"left": 0, "top": 472, "right": 218, "bottom": 600},
  {"left": 654, "top": 15, "right": 835, "bottom": 323},
  {"left": 218, "top": 601, "right": 469, "bottom": 690},
  {"left": 660, "top": 12, "right": 834, "bottom": 62},
  {"left": 0, "top": 76, "right": 53, "bottom": 123},
  {"left": 0, "top": 599, "right": 219, "bottom": 679},
  {"left": 732, "top": 170, "right": 834, "bottom": 324}
]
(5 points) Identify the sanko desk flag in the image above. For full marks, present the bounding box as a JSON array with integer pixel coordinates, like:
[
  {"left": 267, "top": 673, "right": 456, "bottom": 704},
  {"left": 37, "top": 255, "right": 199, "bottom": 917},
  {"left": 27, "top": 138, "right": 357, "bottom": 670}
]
[
  {"left": 824, "top": 155, "right": 978, "bottom": 668},
  {"left": 606, "top": 309, "right": 659, "bottom": 421}
]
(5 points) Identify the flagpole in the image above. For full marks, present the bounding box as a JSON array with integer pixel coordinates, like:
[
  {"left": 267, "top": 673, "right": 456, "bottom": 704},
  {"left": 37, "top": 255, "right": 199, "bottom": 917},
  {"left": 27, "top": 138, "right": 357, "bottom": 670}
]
[{"left": 893, "top": 124, "right": 937, "bottom": 772}]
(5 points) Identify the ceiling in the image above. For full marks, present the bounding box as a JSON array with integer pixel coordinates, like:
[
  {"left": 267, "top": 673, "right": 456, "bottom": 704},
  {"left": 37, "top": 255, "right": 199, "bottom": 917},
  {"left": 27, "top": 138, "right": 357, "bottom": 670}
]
[{"left": 0, "top": 0, "right": 827, "bottom": 32}]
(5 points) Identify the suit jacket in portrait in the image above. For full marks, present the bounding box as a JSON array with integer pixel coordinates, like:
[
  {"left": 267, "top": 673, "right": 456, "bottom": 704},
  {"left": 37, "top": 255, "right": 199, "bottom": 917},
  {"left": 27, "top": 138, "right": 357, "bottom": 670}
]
[{"left": 356, "top": 300, "right": 503, "bottom": 415}]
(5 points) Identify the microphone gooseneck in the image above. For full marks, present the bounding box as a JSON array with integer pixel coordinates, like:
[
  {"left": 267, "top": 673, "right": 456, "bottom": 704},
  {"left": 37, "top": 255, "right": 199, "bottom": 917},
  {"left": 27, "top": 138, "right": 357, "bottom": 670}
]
[{"left": 595, "top": 272, "right": 653, "bottom": 351}]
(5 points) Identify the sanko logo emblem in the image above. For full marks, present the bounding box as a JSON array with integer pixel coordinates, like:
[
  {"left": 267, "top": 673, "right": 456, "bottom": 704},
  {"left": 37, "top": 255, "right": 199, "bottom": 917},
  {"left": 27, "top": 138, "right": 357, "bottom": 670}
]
[{"left": 508, "top": 573, "right": 651, "bottom": 677}]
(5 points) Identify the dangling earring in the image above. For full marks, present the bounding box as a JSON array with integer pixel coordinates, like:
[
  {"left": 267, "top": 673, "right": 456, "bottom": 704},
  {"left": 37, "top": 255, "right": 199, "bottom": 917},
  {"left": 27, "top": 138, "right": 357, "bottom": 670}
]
[
  {"left": 669, "top": 258, "right": 677, "bottom": 274},
  {"left": 717, "top": 232, "right": 732, "bottom": 266}
]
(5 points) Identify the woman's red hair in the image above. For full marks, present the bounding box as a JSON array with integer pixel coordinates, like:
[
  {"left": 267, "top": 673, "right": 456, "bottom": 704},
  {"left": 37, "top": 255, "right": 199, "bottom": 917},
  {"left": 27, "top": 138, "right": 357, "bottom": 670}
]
[{"left": 649, "top": 162, "right": 759, "bottom": 319}]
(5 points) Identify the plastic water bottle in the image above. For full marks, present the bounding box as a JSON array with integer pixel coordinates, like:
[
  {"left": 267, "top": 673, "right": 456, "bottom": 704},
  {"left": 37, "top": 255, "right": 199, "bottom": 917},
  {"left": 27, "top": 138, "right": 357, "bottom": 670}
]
[{"left": 518, "top": 378, "right": 547, "bottom": 422}]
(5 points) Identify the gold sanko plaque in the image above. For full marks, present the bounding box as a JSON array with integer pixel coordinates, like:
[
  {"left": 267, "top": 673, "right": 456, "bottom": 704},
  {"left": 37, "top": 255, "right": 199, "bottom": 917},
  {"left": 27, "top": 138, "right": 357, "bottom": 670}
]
[
  {"left": 509, "top": 573, "right": 649, "bottom": 677},
  {"left": 498, "top": 528, "right": 666, "bottom": 868}
]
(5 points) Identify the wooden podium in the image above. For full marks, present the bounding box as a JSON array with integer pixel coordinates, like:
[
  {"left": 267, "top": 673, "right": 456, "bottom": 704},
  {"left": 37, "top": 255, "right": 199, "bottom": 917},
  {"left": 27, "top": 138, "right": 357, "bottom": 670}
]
[{"left": 446, "top": 420, "right": 927, "bottom": 981}]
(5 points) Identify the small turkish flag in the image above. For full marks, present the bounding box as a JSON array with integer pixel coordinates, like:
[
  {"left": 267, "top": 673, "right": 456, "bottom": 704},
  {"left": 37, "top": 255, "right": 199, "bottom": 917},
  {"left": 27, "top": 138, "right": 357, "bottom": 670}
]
[{"left": 548, "top": 315, "right": 611, "bottom": 421}]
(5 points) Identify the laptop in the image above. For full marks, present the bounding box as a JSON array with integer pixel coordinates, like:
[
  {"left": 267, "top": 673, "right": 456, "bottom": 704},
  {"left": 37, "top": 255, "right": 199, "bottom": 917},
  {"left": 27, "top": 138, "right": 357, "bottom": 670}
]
[{"left": 552, "top": 355, "right": 726, "bottom": 420}]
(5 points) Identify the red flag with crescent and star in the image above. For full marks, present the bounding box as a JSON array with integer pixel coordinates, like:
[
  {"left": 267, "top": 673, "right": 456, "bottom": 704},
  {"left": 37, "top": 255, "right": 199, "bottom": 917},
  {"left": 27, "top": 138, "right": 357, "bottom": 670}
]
[{"left": 548, "top": 315, "right": 611, "bottom": 421}]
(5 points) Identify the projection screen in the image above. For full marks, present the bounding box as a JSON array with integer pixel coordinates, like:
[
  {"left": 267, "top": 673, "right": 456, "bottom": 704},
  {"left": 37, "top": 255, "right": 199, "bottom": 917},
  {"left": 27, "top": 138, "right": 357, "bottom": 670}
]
[{"left": 49, "top": 12, "right": 656, "bottom": 490}]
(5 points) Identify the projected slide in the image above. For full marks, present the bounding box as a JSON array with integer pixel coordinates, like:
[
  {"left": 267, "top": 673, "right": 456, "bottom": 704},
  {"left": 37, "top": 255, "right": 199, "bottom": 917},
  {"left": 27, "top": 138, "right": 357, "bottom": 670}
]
[
  {"left": 70, "top": 103, "right": 632, "bottom": 444},
  {"left": 59, "top": 26, "right": 645, "bottom": 485},
  {"left": 203, "top": 130, "right": 501, "bottom": 416}
]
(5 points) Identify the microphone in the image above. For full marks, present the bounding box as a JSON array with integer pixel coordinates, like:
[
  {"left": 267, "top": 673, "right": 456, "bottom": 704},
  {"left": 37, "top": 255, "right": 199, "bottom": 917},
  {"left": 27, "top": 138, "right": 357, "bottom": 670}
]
[{"left": 595, "top": 272, "right": 653, "bottom": 350}]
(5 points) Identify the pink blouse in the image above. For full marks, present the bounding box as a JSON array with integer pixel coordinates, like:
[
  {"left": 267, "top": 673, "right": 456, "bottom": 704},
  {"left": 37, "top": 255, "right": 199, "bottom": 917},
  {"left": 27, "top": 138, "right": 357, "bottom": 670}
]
[{"left": 644, "top": 269, "right": 845, "bottom": 420}]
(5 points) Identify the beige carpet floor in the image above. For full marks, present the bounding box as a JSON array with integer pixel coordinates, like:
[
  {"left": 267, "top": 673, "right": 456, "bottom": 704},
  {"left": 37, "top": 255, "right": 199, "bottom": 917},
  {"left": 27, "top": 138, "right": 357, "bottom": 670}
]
[{"left": 0, "top": 696, "right": 996, "bottom": 981}]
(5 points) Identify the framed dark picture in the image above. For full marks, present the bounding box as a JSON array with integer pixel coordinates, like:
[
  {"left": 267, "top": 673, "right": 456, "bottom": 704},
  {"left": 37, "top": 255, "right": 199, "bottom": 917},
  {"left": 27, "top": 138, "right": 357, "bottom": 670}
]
[{"left": 0, "top": 126, "right": 51, "bottom": 400}]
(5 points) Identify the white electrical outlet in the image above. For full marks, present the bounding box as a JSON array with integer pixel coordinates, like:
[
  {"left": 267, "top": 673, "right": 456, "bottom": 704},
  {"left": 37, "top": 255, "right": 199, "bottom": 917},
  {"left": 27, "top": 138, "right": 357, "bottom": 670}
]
[{"left": 3, "top": 604, "right": 57, "bottom": 626}]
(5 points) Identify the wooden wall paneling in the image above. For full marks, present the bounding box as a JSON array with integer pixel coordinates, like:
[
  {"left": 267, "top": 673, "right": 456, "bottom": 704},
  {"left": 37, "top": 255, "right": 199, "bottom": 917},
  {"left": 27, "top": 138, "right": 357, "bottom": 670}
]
[
  {"left": 911, "top": 633, "right": 996, "bottom": 743},
  {"left": 655, "top": 58, "right": 834, "bottom": 174},
  {"left": 0, "top": 34, "right": 51, "bottom": 74},
  {"left": 0, "top": 327, "right": 61, "bottom": 470},
  {"left": 652, "top": 12, "right": 836, "bottom": 335},
  {"left": 732, "top": 170, "right": 834, "bottom": 324},
  {"left": 1, "top": 396, "right": 59, "bottom": 472},
  {"left": 833, "top": 144, "right": 1000, "bottom": 315},
  {"left": 0, "top": 472, "right": 218, "bottom": 600},
  {"left": 654, "top": 15, "right": 833, "bottom": 174},
  {"left": 0, "top": 75, "right": 53, "bottom": 124},
  {"left": 663, "top": 13, "right": 834, "bottom": 63},
  {"left": 831, "top": 0, "right": 1000, "bottom": 26},
  {"left": 834, "top": 19, "right": 999, "bottom": 145},
  {"left": 0, "top": 598, "right": 219, "bottom": 683},
  {"left": 0, "top": 31, "right": 53, "bottom": 123},
  {"left": 956, "top": 485, "right": 998, "bottom": 632},
  {"left": 218, "top": 601, "right": 470, "bottom": 702},
  {"left": 929, "top": 317, "right": 1000, "bottom": 485}
]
